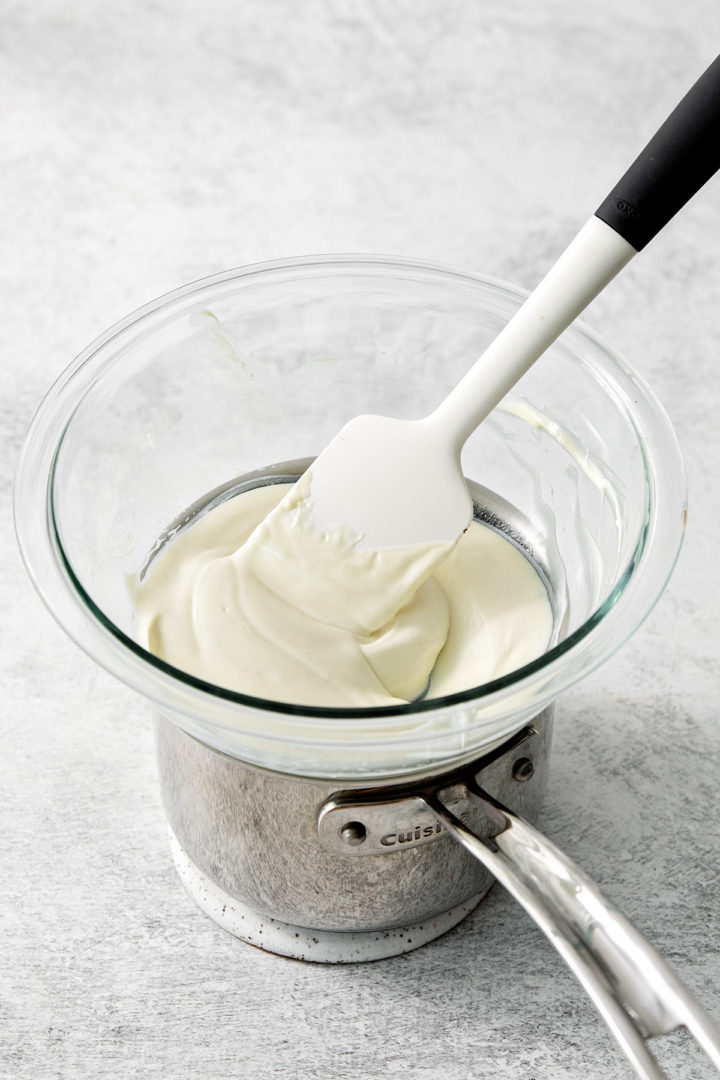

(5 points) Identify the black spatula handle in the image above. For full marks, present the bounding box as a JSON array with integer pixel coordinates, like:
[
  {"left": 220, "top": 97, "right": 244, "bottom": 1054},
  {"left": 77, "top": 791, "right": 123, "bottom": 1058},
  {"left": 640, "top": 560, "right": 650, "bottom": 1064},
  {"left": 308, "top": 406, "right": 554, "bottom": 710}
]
[{"left": 595, "top": 54, "right": 720, "bottom": 251}]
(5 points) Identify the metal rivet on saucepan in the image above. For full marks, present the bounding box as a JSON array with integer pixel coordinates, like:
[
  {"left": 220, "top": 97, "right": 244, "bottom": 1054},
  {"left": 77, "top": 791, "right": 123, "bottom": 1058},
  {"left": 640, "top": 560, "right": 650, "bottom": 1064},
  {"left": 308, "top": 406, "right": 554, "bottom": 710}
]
[
  {"left": 512, "top": 757, "right": 535, "bottom": 782},
  {"left": 340, "top": 821, "right": 367, "bottom": 846}
]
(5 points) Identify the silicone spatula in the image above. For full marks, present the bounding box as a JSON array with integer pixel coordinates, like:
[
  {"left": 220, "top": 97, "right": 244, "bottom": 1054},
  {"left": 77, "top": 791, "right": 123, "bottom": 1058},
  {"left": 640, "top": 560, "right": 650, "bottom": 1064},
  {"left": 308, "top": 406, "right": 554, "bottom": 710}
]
[{"left": 308, "top": 54, "right": 720, "bottom": 550}]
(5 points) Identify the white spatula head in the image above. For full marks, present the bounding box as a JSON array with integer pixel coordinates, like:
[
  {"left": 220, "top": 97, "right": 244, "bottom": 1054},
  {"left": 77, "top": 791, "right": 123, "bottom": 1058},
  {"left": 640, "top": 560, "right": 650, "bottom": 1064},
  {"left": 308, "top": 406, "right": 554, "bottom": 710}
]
[{"left": 307, "top": 414, "right": 473, "bottom": 549}]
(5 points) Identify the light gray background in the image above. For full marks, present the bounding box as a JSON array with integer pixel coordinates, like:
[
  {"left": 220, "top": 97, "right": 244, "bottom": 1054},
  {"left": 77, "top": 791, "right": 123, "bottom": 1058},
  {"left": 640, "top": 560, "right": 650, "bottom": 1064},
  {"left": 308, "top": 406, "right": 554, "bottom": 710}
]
[{"left": 3, "top": 2, "right": 720, "bottom": 1078}]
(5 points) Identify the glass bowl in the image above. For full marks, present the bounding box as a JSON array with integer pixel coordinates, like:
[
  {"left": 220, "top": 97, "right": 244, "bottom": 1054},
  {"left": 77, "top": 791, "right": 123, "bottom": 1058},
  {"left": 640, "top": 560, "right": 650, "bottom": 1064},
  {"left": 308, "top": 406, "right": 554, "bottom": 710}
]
[{"left": 14, "top": 255, "right": 686, "bottom": 778}]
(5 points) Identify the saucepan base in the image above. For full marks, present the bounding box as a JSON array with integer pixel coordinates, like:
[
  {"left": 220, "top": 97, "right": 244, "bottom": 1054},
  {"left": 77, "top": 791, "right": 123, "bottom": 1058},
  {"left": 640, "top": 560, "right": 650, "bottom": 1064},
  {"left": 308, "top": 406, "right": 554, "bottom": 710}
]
[{"left": 168, "top": 826, "right": 488, "bottom": 963}]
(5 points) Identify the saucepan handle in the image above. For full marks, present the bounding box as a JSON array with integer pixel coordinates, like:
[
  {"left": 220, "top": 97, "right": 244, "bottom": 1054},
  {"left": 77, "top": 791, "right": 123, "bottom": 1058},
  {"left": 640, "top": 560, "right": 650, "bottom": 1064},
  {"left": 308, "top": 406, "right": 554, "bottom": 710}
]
[{"left": 422, "top": 779, "right": 720, "bottom": 1080}]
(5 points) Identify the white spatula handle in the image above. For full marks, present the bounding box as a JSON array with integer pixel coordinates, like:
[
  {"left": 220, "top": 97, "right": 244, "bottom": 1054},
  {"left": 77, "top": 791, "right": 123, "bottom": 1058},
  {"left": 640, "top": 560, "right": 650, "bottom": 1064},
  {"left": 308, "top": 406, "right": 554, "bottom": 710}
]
[
  {"left": 430, "top": 217, "right": 635, "bottom": 449},
  {"left": 431, "top": 53, "right": 720, "bottom": 454}
]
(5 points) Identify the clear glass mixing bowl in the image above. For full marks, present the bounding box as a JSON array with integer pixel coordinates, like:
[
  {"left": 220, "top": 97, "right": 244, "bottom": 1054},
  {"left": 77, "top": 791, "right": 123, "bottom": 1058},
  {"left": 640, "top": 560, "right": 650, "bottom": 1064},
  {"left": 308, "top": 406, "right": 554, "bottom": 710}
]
[{"left": 15, "top": 255, "right": 686, "bottom": 778}]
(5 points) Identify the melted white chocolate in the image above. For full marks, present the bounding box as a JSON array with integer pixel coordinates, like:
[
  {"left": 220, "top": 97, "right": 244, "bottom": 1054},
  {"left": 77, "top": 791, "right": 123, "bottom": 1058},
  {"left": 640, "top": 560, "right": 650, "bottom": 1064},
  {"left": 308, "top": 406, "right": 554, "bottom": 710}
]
[{"left": 132, "top": 478, "right": 553, "bottom": 707}]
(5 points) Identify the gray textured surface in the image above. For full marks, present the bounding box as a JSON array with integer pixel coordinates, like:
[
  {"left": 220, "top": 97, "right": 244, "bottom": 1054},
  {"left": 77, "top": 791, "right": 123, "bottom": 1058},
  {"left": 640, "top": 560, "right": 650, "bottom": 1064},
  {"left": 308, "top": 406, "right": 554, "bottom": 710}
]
[{"left": 3, "top": 2, "right": 720, "bottom": 1078}]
